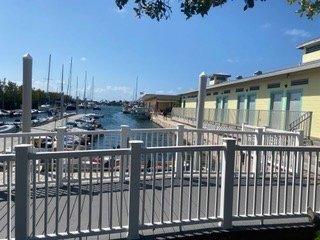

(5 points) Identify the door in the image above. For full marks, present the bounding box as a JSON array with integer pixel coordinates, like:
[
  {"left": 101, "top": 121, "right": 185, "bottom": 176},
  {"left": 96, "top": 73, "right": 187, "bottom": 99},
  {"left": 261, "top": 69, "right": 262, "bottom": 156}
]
[
  {"left": 286, "top": 91, "right": 302, "bottom": 128},
  {"left": 247, "top": 94, "right": 256, "bottom": 125},
  {"left": 270, "top": 92, "right": 283, "bottom": 129},
  {"left": 237, "top": 95, "right": 246, "bottom": 124},
  {"left": 215, "top": 97, "right": 222, "bottom": 121},
  {"left": 221, "top": 96, "right": 228, "bottom": 123}
]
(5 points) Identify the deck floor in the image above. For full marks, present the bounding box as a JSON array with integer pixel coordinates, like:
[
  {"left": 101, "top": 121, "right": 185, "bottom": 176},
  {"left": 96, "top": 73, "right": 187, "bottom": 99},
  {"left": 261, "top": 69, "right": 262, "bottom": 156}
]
[{"left": 0, "top": 176, "right": 318, "bottom": 239}]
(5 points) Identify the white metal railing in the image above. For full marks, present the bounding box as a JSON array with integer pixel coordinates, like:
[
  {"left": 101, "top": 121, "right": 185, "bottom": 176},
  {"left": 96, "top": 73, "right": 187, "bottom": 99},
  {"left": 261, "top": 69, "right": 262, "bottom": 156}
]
[
  {"left": 0, "top": 125, "right": 304, "bottom": 189},
  {"left": 1, "top": 139, "right": 319, "bottom": 239}
]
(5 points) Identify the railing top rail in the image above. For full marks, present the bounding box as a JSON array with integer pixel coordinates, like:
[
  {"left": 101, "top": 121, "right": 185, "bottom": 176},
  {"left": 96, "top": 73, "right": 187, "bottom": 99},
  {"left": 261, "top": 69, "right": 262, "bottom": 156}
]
[
  {"left": 64, "top": 129, "right": 120, "bottom": 135},
  {"left": 236, "top": 144, "right": 320, "bottom": 152},
  {"left": 30, "top": 148, "right": 131, "bottom": 160},
  {"left": 0, "top": 153, "right": 15, "bottom": 161},
  {"left": 144, "top": 144, "right": 225, "bottom": 154},
  {"left": 0, "top": 131, "right": 58, "bottom": 138},
  {"left": 185, "top": 128, "right": 256, "bottom": 135},
  {"left": 131, "top": 128, "right": 176, "bottom": 133}
]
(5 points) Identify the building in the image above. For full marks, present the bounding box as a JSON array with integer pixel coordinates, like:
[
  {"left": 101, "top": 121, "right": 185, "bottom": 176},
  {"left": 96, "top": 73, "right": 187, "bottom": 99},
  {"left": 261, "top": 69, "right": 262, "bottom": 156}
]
[
  {"left": 141, "top": 94, "right": 180, "bottom": 113},
  {"left": 173, "top": 37, "right": 320, "bottom": 139}
]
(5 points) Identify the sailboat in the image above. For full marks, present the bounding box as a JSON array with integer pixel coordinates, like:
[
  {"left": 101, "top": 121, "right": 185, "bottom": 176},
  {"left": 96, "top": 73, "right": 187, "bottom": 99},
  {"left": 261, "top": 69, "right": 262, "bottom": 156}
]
[{"left": 66, "top": 57, "right": 76, "bottom": 111}]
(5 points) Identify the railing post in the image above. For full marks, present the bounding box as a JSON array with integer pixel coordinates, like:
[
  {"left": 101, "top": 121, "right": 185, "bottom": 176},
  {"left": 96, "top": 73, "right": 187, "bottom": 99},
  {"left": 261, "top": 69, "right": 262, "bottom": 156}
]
[
  {"left": 56, "top": 127, "right": 66, "bottom": 185},
  {"left": 22, "top": 54, "right": 33, "bottom": 144},
  {"left": 295, "top": 130, "right": 304, "bottom": 174},
  {"left": 127, "top": 140, "right": 143, "bottom": 239},
  {"left": 254, "top": 127, "right": 264, "bottom": 174},
  {"left": 120, "top": 125, "right": 131, "bottom": 172},
  {"left": 220, "top": 138, "right": 236, "bottom": 229},
  {"left": 196, "top": 72, "right": 207, "bottom": 130},
  {"left": 15, "top": 144, "right": 32, "bottom": 240},
  {"left": 175, "top": 124, "right": 184, "bottom": 176}
]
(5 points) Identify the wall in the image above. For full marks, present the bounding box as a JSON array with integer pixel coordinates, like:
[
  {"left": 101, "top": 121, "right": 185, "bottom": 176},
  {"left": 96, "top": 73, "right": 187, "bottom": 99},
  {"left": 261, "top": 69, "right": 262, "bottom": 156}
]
[{"left": 302, "top": 50, "right": 320, "bottom": 64}]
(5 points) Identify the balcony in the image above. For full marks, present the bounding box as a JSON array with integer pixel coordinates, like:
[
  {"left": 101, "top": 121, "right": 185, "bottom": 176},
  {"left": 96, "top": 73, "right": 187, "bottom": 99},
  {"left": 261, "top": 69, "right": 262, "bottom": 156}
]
[{"left": 171, "top": 108, "right": 313, "bottom": 138}]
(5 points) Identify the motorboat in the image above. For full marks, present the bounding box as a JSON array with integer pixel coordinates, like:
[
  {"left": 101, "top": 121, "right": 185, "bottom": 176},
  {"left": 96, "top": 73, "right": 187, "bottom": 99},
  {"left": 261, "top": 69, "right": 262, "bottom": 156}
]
[
  {"left": 131, "top": 107, "right": 151, "bottom": 120},
  {"left": 0, "top": 124, "right": 17, "bottom": 133},
  {"left": 93, "top": 105, "right": 101, "bottom": 111},
  {"left": 66, "top": 104, "right": 76, "bottom": 111}
]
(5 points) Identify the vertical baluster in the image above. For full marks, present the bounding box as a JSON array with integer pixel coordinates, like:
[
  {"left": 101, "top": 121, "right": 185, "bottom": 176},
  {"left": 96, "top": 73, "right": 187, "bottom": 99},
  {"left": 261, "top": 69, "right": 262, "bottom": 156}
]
[
  {"left": 67, "top": 157, "right": 71, "bottom": 233},
  {"left": 6, "top": 159, "right": 12, "bottom": 239},
  {"left": 276, "top": 151, "right": 282, "bottom": 215},
  {"left": 109, "top": 154, "right": 114, "bottom": 229},
  {"left": 188, "top": 152, "right": 194, "bottom": 220},
  {"left": 245, "top": 150, "right": 250, "bottom": 216},
  {"left": 99, "top": 155, "right": 104, "bottom": 230},
  {"left": 32, "top": 157, "right": 36, "bottom": 237},
  {"left": 261, "top": 150, "right": 266, "bottom": 215},
  {"left": 268, "top": 150, "right": 274, "bottom": 215},
  {"left": 55, "top": 157, "right": 60, "bottom": 234},
  {"left": 78, "top": 157, "right": 82, "bottom": 232},
  {"left": 170, "top": 151, "right": 175, "bottom": 222},
  {"left": 214, "top": 151, "right": 220, "bottom": 218},
  {"left": 298, "top": 151, "right": 304, "bottom": 213},
  {"left": 206, "top": 151, "right": 212, "bottom": 219},
  {"left": 237, "top": 152, "right": 243, "bottom": 216},
  {"left": 179, "top": 152, "right": 184, "bottom": 221},
  {"left": 197, "top": 151, "right": 203, "bottom": 219},
  {"left": 312, "top": 152, "right": 319, "bottom": 212},
  {"left": 306, "top": 151, "right": 311, "bottom": 213},
  {"left": 44, "top": 158, "right": 49, "bottom": 236},
  {"left": 291, "top": 152, "right": 297, "bottom": 214}
]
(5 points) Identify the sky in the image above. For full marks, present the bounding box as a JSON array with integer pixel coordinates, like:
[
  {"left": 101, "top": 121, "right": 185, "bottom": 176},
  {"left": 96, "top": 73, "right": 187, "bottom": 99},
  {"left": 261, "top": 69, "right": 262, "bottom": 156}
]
[{"left": 0, "top": 0, "right": 319, "bottom": 101}]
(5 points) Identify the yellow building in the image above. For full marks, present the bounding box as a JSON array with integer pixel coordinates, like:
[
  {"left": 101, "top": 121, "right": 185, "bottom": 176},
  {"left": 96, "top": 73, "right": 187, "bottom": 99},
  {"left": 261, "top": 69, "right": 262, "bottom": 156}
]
[
  {"left": 141, "top": 94, "right": 180, "bottom": 113},
  {"left": 178, "top": 37, "right": 320, "bottom": 140}
]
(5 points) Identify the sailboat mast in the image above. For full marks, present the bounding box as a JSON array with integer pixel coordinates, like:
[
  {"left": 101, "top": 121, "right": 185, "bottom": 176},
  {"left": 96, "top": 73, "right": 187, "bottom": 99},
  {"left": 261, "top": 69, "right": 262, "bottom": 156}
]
[
  {"left": 67, "top": 57, "right": 73, "bottom": 98},
  {"left": 135, "top": 76, "right": 138, "bottom": 101},
  {"left": 91, "top": 76, "right": 94, "bottom": 101},
  {"left": 84, "top": 71, "right": 87, "bottom": 113},
  {"left": 76, "top": 76, "right": 79, "bottom": 113},
  {"left": 46, "top": 54, "right": 51, "bottom": 103},
  {"left": 60, "top": 64, "right": 64, "bottom": 119}
]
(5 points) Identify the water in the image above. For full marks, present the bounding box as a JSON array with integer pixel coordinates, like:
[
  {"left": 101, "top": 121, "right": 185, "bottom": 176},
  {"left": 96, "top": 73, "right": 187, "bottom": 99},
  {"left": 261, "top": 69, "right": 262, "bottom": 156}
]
[{"left": 97, "top": 106, "right": 159, "bottom": 129}]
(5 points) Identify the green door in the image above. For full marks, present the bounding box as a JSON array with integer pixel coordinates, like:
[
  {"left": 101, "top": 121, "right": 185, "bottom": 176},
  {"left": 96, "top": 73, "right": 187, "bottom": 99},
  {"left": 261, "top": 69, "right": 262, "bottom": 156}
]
[
  {"left": 247, "top": 94, "right": 256, "bottom": 125},
  {"left": 270, "top": 92, "right": 283, "bottom": 129}
]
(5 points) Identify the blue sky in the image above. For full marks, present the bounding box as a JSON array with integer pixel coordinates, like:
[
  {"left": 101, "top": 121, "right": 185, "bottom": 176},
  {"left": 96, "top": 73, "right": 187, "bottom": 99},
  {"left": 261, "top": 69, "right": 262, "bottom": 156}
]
[{"left": 0, "top": 0, "right": 319, "bottom": 100}]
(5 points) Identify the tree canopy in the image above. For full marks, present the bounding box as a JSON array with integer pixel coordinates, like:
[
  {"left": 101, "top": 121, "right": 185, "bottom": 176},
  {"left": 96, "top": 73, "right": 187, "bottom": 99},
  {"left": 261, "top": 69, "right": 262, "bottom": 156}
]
[{"left": 115, "top": 0, "right": 320, "bottom": 21}]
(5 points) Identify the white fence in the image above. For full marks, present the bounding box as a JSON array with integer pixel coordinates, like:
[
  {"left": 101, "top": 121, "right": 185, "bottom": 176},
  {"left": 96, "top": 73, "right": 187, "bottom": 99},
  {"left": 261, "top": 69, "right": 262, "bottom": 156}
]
[{"left": 1, "top": 138, "right": 319, "bottom": 239}]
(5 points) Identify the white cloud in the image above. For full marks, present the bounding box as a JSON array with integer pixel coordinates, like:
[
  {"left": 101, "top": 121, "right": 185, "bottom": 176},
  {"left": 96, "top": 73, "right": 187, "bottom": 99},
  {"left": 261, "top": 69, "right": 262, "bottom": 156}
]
[
  {"left": 80, "top": 57, "right": 87, "bottom": 62},
  {"left": 226, "top": 58, "right": 239, "bottom": 64},
  {"left": 261, "top": 22, "right": 271, "bottom": 28},
  {"left": 285, "top": 28, "right": 310, "bottom": 38}
]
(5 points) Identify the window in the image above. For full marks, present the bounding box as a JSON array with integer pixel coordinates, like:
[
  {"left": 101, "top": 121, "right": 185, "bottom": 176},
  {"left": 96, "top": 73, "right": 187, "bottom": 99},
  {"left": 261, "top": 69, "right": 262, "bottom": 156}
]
[
  {"left": 236, "top": 88, "right": 244, "bottom": 92},
  {"left": 291, "top": 79, "right": 308, "bottom": 86},
  {"left": 213, "top": 92, "right": 219, "bottom": 95},
  {"left": 223, "top": 90, "right": 230, "bottom": 94},
  {"left": 268, "top": 83, "right": 280, "bottom": 89},
  {"left": 250, "top": 86, "right": 260, "bottom": 91},
  {"left": 306, "top": 44, "right": 320, "bottom": 54}
]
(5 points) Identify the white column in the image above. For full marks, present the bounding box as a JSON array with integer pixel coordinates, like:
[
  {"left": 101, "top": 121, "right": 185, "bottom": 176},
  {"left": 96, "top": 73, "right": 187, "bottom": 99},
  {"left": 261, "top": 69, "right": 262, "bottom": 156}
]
[
  {"left": 220, "top": 138, "right": 236, "bottom": 229},
  {"left": 175, "top": 124, "right": 184, "bottom": 176},
  {"left": 120, "top": 125, "right": 131, "bottom": 172},
  {"left": 127, "top": 140, "right": 143, "bottom": 239},
  {"left": 254, "top": 127, "right": 263, "bottom": 174},
  {"left": 295, "top": 130, "right": 304, "bottom": 174},
  {"left": 22, "top": 54, "right": 32, "bottom": 143},
  {"left": 196, "top": 72, "right": 208, "bottom": 130},
  {"left": 15, "top": 144, "right": 32, "bottom": 239}
]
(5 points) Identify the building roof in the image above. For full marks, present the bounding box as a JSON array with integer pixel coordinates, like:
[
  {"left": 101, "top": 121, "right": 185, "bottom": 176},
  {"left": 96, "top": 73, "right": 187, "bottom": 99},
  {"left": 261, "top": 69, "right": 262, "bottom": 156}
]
[
  {"left": 297, "top": 37, "right": 320, "bottom": 49},
  {"left": 141, "top": 93, "right": 180, "bottom": 102},
  {"left": 180, "top": 60, "right": 320, "bottom": 95}
]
